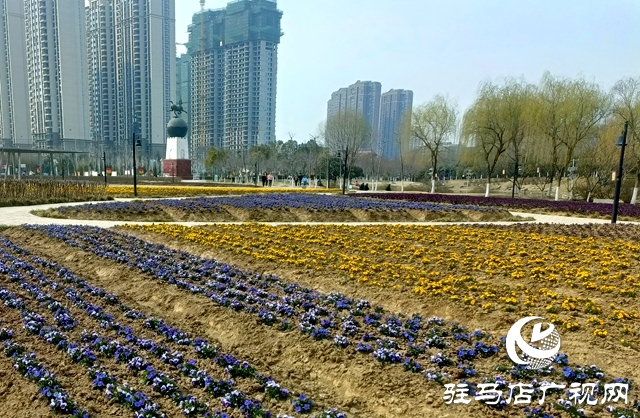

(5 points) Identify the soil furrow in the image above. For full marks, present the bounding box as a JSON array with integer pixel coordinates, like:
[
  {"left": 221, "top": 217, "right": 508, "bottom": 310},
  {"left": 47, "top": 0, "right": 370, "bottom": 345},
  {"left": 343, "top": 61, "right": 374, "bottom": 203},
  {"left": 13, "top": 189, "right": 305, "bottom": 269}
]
[
  {"left": 3, "top": 227, "right": 460, "bottom": 418},
  {"left": 0, "top": 304, "right": 131, "bottom": 418}
]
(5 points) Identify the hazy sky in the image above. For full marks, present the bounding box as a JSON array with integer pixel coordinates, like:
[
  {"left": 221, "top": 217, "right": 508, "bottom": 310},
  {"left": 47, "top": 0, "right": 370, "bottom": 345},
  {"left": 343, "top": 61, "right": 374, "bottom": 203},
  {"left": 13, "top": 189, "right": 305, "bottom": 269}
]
[{"left": 175, "top": 0, "right": 640, "bottom": 143}]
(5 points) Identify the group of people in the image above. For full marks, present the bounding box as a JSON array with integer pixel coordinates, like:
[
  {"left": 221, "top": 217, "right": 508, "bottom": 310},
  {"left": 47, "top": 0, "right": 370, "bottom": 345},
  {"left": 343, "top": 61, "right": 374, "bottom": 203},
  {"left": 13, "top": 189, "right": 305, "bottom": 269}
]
[
  {"left": 354, "top": 181, "right": 370, "bottom": 190},
  {"left": 261, "top": 173, "right": 274, "bottom": 187},
  {"left": 294, "top": 175, "right": 309, "bottom": 187}
]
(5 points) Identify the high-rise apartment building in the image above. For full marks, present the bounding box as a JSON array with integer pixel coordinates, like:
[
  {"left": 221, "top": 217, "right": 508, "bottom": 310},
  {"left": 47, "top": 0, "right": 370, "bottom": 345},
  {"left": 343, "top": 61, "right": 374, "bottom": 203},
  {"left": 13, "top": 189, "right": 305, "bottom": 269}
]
[
  {"left": 327, "top": 80, "right": 382, "bottom": 150},
  {"left": 187, "top": 0, "right": 282, "bottom": 171},
  {"left": 378, "top": 89, "right": 413, "bottom": 159},
  {"left": 187, "top": 8, "right": 225, "bottom": 170},
  {"left": 86, "top": 0, "right": 175, "bottom": 161},
  {"left": 86, "top": 0, "right": 117, "bottom": 153},
  {"left": 24, "top": 0, "right": 89, "bottom": 150},
  {"left": 0, "top": 0, "right": 30, "bottom": 147},
  {"left": 326, "top": 87, "right": 347, "bottom": 119},
  {"left": 327, "top": 83, "right": 415, "bottom": 159}
]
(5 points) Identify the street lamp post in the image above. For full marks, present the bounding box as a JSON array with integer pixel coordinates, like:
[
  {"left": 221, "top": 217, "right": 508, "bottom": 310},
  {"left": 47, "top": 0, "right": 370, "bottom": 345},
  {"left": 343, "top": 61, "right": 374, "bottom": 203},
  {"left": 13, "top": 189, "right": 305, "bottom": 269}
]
[
  {"left": 612, "top": 121, "right": 629, "bottom": 224},
  {"left": 103, "top": 152, "right": 107, "bottom": 186},
  {"left": 132, "top": 133, "right": 141, "bottom": 197}
]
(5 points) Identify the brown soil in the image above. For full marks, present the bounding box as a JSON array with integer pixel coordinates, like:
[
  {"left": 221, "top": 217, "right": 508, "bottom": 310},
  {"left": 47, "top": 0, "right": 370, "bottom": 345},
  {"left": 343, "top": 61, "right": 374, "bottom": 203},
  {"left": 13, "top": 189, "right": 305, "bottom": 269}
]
[
  {"left": 111, "top": 227, "right": 640, "bottom": 388},
  {"left": 0, "top": 304, "right": 132, "bottom": 418},
  {"left": 2, "top": 225, "right": 633, "bottom": 418},
  {"left": 33, "top": 205, "right": 521, "bottom": 224},
  {"left": 0, "top": 355, "right": 54, "bottom": 417},
  {"left": 347, "top": 209, "right": 414, "bottom": 222},
  {"left": 301, "top": 209, "right": 359, "bottom": 222},
  {"left": 2, "top": 227, "right": 476, "bottom": 418},
  {"left": 162, "top": 206, "right": 238, "bottom": 222}
]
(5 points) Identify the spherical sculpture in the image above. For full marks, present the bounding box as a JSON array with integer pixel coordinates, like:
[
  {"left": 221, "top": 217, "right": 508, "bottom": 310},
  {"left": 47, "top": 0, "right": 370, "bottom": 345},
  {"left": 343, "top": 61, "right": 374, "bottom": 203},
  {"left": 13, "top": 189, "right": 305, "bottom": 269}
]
[{"left": 167, "top": 117, "right": 188, "bottom": 138}]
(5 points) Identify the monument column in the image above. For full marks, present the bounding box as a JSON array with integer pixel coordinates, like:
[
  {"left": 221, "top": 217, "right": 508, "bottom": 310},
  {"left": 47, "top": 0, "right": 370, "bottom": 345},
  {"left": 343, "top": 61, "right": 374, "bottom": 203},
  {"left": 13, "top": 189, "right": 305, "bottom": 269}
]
[{"left": 162, "top": 101, "right": 192, "bottom": 180}]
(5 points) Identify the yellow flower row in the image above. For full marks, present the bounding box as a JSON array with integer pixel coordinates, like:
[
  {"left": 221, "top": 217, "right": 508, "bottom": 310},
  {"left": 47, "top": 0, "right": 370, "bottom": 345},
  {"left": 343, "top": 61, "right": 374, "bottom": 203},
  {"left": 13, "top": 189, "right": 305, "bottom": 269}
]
[
  {"left": 107, "top": 185, "right": 339, "bottom": 197},
  {"left": 125, "top": 223, "right": 640, "bottom": 346}
]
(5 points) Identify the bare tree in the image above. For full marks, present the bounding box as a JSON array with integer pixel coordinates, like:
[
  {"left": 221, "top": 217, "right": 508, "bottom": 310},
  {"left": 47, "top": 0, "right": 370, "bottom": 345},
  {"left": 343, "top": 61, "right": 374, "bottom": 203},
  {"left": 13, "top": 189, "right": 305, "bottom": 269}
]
[
  {"left": 322, "top": 110, "right": 372, "bottom": 194},
  {"left": 395, "top": 109, "right": 413, "bottom": 192},
  {"left": 411, "top": 95, "right": 458, "bottom": 193}
]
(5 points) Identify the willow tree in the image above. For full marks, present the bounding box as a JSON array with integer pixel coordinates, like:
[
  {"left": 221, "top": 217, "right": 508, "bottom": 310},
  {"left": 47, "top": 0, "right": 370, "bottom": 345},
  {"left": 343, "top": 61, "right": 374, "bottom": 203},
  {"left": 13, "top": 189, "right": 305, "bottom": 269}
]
[
  {"left": 532, "top": 73, "right": 610, "bottom": 199},
  {"left": 612, "top": 77, "right": 640, "bottom": 203},
  {"left": 461, "top": 79, "right": 536, "bottom": 197},
  {"left": 411, "top": 95, "right": 458, "bottom": 193},
  {"left": 499, "top": 80, "right": 536, "bottom": 197},
  {"left": 323, "top": 110, "right": 372, "bottom": 194},
  {"left": 574, "top": 120, "right": 620, "bottom": 201}
]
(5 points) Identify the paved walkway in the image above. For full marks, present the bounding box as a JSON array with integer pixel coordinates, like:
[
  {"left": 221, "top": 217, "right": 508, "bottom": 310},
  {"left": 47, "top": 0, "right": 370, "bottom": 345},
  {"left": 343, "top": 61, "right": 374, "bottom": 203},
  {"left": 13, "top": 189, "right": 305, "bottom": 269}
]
[{"left": 0, "top": 200, "right": 636, "bottom": 227}]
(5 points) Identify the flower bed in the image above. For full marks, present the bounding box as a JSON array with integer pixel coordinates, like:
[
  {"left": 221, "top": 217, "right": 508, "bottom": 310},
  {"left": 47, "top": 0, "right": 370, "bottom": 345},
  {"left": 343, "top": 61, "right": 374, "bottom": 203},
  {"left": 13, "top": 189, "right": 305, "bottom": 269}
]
[
  {"left": 353, "top": 193, "right": 640, "bottom": 219},
  {"left": 106, "top": 186, "right": 340, "bottom": 198},
  {"left": 15, "top": 224, "right": 639, "bottom": 417},
  {"left": 0, "top": 234, "right": 345, "bottom": 417},
  {"left": 33, "top": 193, "right": 515, "bottom": 223},
  {"left": 124, "top": 223, "right": 640, "bottom": 352}
]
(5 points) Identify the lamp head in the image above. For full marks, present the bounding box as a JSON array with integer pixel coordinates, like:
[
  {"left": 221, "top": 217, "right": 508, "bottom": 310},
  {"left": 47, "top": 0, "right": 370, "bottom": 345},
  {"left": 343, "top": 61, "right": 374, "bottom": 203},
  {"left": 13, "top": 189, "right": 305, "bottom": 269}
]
[{"left": 615, "top": 133, "right": 626, "bottom": 147}]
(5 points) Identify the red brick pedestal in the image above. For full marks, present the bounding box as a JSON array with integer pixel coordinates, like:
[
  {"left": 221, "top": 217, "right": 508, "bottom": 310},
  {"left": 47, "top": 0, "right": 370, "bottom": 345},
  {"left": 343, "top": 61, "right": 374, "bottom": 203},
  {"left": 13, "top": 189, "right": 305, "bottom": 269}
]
[{"left": 163, "top": 159, "right": 192, "bottom": 180}]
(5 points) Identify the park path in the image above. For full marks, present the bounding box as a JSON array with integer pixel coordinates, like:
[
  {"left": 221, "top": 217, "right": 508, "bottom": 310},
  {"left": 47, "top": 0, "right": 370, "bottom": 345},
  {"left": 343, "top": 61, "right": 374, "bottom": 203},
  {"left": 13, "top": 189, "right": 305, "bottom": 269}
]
[{"left": 0, "top": 199, "right": 635, "bottom": 227}]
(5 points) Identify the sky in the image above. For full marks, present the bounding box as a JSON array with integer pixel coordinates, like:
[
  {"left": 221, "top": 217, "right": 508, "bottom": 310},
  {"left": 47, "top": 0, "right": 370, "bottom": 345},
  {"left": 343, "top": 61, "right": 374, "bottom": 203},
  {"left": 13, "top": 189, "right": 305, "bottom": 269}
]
[{"left": 175, "top": 0, "right": 640, "bottom": 143}]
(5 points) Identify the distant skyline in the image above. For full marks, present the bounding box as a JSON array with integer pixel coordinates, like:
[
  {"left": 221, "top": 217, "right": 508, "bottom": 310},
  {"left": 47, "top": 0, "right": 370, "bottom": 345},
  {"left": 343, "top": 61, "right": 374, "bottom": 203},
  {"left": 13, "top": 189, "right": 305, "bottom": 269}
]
[{"left": 175, "top": 0, "right": 640, "bottom": 144}]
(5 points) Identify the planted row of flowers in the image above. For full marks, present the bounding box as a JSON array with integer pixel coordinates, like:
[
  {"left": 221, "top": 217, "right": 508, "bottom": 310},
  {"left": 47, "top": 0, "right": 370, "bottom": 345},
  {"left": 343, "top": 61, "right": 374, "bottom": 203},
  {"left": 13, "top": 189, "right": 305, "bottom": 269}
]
[
  {"left": 0, "top": 235, "right": 345, "bottom": 418},
  {"left": 18, "top": 224, "right": 637, "bottom": 416},
  {"left": 0, "top": 270, "right": 176, "bottom": 417},
  {"left": 46, "top": 193, "right": 501, "bottom": 221},
  {"left": 0, "top": 278, "right": 165, "bottom": 417},
  {"left": 128, "top": 222, "right": 640, "bottom": 348},
  {"left": 0, "top": 327, "right": 89, "bottom": 417},
  {"left": 353, "top": 192, "right": 640, "bottom": 218},
  {"left": 106, "top": 186, "right": 339, "bottom": 198}
]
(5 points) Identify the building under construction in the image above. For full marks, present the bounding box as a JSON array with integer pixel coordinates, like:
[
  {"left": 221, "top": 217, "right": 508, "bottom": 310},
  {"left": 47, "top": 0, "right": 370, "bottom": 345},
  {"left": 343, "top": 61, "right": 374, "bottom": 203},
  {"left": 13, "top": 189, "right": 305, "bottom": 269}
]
[{"left": 187, "top": 0, "right": 282, "bottom": 172}]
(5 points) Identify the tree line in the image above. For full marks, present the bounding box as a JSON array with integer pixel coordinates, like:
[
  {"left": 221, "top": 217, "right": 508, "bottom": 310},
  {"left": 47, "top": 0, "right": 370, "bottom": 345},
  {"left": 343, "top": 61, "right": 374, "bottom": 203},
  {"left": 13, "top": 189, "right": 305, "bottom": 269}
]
[{"left": 204, "top": 72, "right": 640, "bottom": 200}]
